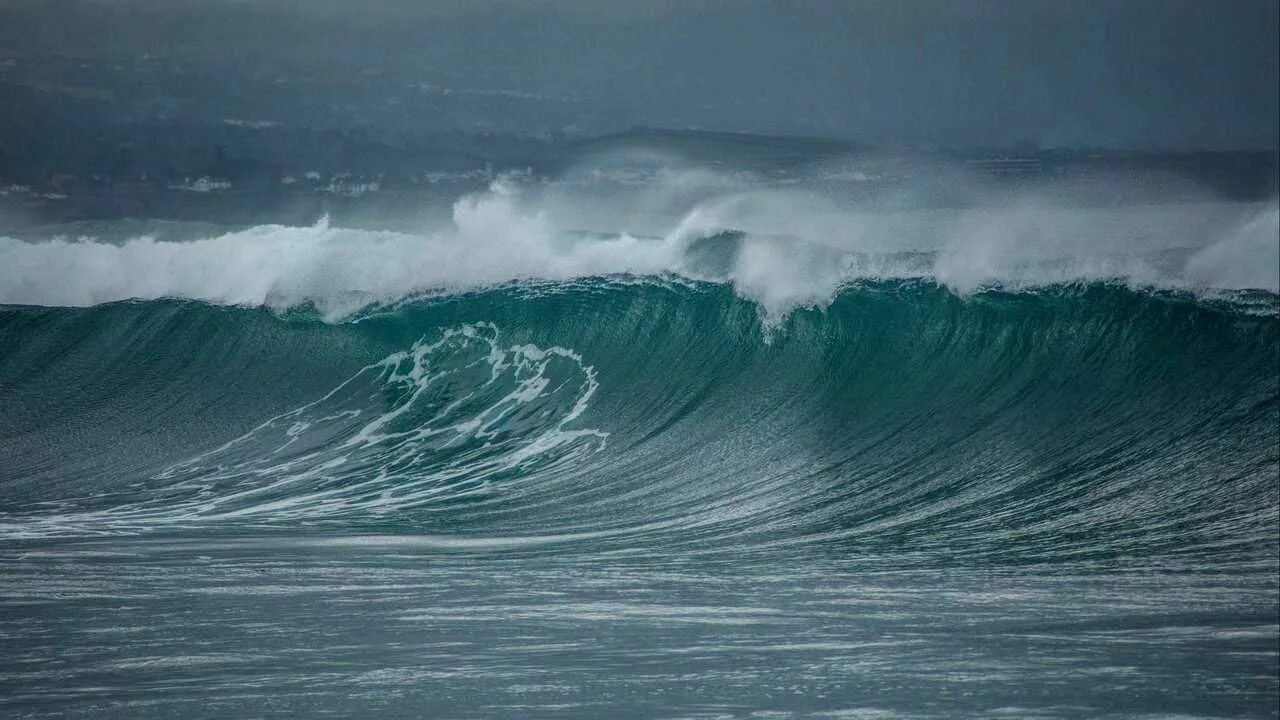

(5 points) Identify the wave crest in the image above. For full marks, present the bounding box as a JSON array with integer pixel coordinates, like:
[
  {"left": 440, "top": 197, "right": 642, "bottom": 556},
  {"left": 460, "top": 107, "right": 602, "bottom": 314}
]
[{"left": 2, "top": 175, "right": 1276, "bottom": 320}]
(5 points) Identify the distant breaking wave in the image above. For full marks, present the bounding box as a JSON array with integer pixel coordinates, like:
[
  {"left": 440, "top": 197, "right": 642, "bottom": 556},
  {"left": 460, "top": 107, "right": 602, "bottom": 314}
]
[{"left": 1, "top": 176, "right": 1276, "bottom": 321}]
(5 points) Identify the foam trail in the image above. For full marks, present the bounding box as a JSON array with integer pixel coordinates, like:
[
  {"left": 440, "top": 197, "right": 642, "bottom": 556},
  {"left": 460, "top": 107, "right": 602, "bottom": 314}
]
[{"left": 0, "top": 322, "right": 606, "bottom": 537}]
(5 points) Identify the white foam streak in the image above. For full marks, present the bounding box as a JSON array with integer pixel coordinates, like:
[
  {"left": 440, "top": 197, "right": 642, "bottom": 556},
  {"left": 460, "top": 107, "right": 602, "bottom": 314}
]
[{"left": 0, "top": 323, "right": 608, "bottom": 536}]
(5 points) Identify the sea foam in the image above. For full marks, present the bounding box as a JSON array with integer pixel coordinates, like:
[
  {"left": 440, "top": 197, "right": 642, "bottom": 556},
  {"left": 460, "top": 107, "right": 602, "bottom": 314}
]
[{"left": 1, "top": 171, "right": 1276, "bottom": 320}]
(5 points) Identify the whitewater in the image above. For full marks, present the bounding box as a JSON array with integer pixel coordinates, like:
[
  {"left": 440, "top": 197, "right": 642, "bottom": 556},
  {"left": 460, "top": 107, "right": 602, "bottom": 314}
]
[
  {"left": 2, "top": 170, "right": 1276, "bottom": 318},
  {"left": 1, "top": 163, "right": 1277, "bottom": 718}
]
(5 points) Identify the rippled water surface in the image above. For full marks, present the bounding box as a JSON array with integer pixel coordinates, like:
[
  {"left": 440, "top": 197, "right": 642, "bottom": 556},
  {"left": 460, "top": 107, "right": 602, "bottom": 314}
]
[{"left": 3, "top": 540, "right": 1277, "bottom": 719}]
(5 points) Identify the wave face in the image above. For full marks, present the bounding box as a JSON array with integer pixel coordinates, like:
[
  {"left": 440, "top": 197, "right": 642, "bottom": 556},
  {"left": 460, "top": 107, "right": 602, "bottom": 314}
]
[{"left": 2, "top": 280, "right": 1275, "bottom": 566}]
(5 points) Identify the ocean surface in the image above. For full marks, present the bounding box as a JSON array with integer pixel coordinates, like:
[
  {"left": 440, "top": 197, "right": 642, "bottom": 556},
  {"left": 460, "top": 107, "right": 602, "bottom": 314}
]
[{"left": 1, "top": 164, "right": 1278, "bottom": 718}]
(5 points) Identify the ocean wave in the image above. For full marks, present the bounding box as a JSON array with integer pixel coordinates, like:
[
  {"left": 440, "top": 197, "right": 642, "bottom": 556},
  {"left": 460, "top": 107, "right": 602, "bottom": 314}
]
[{"left": 1, "top": 280, "right": 1275, "bottom": 565}]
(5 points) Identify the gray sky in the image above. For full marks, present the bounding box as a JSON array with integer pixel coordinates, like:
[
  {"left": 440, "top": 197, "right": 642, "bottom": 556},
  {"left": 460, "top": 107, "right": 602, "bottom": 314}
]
[{"left": 5, "top": 0, "right": 1277, "bottom": 148}]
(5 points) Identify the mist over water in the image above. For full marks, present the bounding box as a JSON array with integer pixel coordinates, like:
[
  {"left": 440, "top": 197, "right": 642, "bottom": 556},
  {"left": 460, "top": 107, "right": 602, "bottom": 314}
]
[{"left": 1, "top": 155, "right": 1277, "bottom": 718}]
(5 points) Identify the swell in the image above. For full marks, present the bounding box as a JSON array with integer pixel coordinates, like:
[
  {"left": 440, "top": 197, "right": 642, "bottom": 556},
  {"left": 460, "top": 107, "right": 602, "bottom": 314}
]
[{"left": 0, "top": 281, "right": 1277, "bottom": 567}]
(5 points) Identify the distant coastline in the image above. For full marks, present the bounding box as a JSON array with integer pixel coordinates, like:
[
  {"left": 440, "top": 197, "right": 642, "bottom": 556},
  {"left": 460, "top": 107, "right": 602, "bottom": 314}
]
[{"left": 1, "top": 124, "right": 1275, "bottom": 231}]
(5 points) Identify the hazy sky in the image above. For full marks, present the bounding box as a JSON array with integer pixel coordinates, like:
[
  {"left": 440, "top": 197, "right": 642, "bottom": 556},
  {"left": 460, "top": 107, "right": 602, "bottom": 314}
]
[{"left": 5, "top": 0, "right": 1278, "bottom": 148}]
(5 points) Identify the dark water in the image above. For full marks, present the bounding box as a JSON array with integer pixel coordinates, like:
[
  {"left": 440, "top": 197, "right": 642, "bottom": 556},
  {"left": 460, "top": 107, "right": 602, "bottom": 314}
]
[{"left": 2, "top": 281, "right": 1278, "bottom": 718}]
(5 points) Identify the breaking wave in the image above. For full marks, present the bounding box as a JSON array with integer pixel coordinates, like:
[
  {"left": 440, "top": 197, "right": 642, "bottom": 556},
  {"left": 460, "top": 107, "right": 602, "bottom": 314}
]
[
  {"left": 1, "top": 278, "right": 1275, "bottom": 568},
  {"left": 1, "top": 177, "right": 1276, "bottom": 322}
]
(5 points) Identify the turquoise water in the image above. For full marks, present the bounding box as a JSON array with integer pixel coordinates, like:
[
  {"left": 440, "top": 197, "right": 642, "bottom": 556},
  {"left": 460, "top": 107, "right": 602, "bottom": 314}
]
[{"left": 2, "top": 278, "right": 1277, "bottom": 718}]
